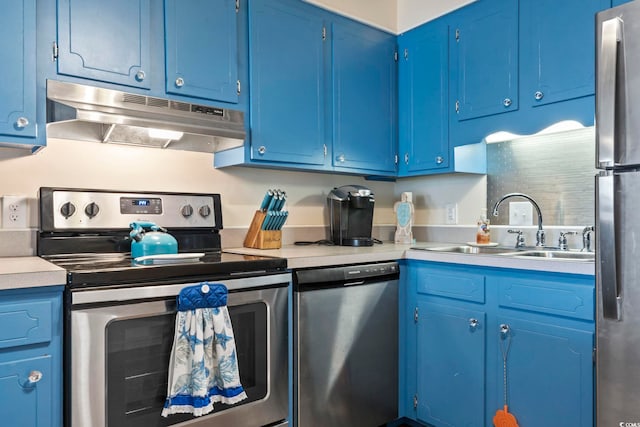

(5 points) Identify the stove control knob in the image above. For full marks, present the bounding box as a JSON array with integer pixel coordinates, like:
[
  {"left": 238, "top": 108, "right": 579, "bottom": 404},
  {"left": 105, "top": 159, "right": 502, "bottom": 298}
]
[
  {"left": 181, "top": 204, "right": 194, "bottom": 218},
  {"left": 60, "top": 202, "right": 76, "bottom": 219},
  {"left": 85, "top": 202, "right": 100, "bottom": 218},
  {"left": 199, "top": 205, "right": 211, "bottom": 218}
]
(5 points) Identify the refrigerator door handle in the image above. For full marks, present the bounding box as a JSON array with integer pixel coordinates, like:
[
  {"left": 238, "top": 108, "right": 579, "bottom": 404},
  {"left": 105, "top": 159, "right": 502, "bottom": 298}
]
[
  {"left": 596, "top": 17, "right": 623, "bottom": 168},
  {"left": 597, "top": 172, "right": 621, "bottom": 320}
]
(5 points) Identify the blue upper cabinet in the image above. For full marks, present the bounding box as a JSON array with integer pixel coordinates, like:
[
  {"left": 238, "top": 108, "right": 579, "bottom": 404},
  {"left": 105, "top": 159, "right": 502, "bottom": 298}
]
[
  {"left": 56, "top": 0, "right": 152, "bottom": 89},
  {"left": 247, "top": 0, "right": 327, "bottom": 166},
  {"left": 0, "top": 0, "right": 38, "bottom": 144},
  {"left": 398, "top": 19, "right": 449, "bottom": 175},
  {"left": 520, "top": 0, "right": 609, "bottom": 113},
  {"left": 612, "top": 0, "right": 633, "bottom": 5},
  {"left": 165, "top": 0, "right": 239, "bottom": 103},
  {"left": 451, "top": 0, "right": 518, "bottom": 122},
  {"left": 331, "top": 20, "right": 397, "bottom": 174}
]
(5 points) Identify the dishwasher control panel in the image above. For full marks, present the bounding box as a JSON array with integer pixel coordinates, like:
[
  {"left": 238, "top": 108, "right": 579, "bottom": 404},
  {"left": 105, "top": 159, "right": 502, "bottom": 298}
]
[
  {"left": 343, "top": 262, "right": 398, "bottom": 280},
  {"left": 294, "top": 261, "right": 399, "bottom": 289}
]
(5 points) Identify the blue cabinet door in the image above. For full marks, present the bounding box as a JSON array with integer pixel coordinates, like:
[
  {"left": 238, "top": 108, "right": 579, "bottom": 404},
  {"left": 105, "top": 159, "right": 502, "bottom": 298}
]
[
  {"left": 416, "top": 301, "right": 486, "bottom": 427},
  {"left": 57, "top": 0, "right": 152, "bottom": 89},
  {"left": 521, "top": 0, "right": 609, "bottom": 109},
  {"left": 612, "top": 0, "right": 632, "bottom": 5},
  {"left": 452, "top": 0, "right": 518, "bottom": 121},
  {"left": 331, "top": 20, "right": 397, "bottom": 174},
  {"left": 0, "top": 355, "right": 53, "bottom": 426},
  {"left": 398, "top": 19, "right": 449, "bottom": 175},
  {"left": 248, "top": 0, "right": 327, "bottom": 166},
  {"left": 0, "top": 0, "right": 37, "bottom": 141},
  {"left": 165, "top": 0, "right": 238, "bottom": 103},
  {"left": 491, "top": 316, "right": 593, "bottom": 427}
]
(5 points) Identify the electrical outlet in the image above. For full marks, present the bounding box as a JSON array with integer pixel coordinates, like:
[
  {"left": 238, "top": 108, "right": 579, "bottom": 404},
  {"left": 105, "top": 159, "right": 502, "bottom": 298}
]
[
  {"left": 509, "top": 201, "right": 533, "bottom": 226},
  {"left": 445, "top": 203, "right": 458, "bottom": 225},
  {"left": 2, "top": 195, "right": 28, "bottom": 228}
]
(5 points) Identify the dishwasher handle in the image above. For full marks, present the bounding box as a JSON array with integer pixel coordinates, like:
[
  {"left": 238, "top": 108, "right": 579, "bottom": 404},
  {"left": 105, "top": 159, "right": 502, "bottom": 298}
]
[{"left": 294, "top": 261, "right": 399, "bottom": 290}]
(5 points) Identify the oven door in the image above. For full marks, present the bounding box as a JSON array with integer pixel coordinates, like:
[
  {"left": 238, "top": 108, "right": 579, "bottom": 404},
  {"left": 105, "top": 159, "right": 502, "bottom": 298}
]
[{"left": 68, "top": 273, "right": 290, "bottom": 427}]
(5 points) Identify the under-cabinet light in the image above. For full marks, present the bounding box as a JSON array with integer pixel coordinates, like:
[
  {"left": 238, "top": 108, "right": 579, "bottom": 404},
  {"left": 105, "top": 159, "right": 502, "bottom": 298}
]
[
  {"left": 147, "top": 128, "right": 184, "bottom": 141},
  {"left": 484, "top": 120, "right": 586, "bottom": 143}
]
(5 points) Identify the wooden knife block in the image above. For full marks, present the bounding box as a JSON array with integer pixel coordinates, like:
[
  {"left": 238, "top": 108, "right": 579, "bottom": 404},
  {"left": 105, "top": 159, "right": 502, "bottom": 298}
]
[{"left": 243, "top": 210, "right": 282, "bottom": 249}]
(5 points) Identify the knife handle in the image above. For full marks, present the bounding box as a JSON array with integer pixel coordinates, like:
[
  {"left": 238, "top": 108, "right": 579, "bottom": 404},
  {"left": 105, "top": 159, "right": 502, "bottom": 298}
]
[{"left": 259, "top": 189, "right": 274, "bottom": 211}]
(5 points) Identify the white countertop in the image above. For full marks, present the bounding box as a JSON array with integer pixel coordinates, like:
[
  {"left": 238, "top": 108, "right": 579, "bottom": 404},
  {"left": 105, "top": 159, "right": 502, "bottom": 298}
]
[
  {"left": 225, "top": 242, "right": 595, "bottom": 276},
  {"left": 225, "top": 243, "right": 413, "bottom": 269},
  {"left": 0, "top": 256, "right": 67, "bottom": 290}
]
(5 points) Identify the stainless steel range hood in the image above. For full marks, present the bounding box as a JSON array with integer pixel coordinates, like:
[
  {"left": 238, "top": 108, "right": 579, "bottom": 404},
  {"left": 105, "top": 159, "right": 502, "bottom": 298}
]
[{"left": 46, "top": 80, "right": 245, "bottom": 153}]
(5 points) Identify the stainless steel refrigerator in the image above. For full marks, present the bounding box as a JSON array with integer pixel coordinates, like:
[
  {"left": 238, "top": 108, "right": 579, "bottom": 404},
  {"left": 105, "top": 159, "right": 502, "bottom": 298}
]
[{"left": 596, "top": 1, "right": 640, "bottom": 425}]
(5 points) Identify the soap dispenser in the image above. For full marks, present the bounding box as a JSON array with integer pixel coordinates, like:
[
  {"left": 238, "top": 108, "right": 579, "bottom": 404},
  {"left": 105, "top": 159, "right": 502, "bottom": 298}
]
[{"left": 476, "top": 208, "right": 491, "bottom": 244}]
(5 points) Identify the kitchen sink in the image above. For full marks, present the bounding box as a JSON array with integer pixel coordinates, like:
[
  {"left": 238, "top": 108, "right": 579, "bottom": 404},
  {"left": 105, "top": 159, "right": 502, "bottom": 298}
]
[
  {"left": 411, "top": 245, "right": 595, "bottom": 261},
  {"left": 508, "top": 250, "right": 595, "bottom": 261},
  {"left": 412, "top": 245, "right": 517, "bottom": 255}
]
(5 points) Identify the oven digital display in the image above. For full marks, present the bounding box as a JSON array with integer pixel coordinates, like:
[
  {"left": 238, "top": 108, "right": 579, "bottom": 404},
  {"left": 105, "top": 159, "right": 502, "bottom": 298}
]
[{"left": 120, "top": 197, "right": 162, "bottom": 215}]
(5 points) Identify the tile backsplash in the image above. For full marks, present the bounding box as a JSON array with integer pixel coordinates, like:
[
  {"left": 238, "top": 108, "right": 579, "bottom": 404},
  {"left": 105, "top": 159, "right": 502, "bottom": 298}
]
[{"left": 487, "top": 127, "right": 596, "bottom": 227}]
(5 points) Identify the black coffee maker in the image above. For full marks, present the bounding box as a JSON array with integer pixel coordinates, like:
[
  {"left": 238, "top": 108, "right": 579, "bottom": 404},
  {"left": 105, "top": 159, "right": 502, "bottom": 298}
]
[{"left": 328, "top": 185, "right": 375, "bottom": 246}]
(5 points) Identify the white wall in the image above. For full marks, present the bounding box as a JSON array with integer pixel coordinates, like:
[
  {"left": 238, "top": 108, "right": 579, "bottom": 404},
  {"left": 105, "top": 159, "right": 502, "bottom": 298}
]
[
  {"left": 0, "top": 138, "right": 485, "bottom": 229},
  {"left": 397, "top": 0, "right": 476, "bottom": 33},
  {"left": 304, "top": 0, "right": 477, "bottom": 34},
  {"left": 303, "top": 0, "right": 398, "bottom": 32}
]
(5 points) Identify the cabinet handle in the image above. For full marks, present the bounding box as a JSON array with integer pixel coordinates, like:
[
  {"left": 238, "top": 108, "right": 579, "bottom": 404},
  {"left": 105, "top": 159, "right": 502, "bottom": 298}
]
[
  {"left": 534, "top": 91, "right": 544, "bottom": 101},
  {"left": 336, "top": 154, "right": 346, "bottom": 163},
  {"left": 503, "top": 98, "right": 512, "bottom": 107},
  {"left": 499, "top": 323, "right": 510, "bottom": 336},
  {"left": 469, "top": 318, "right": 479, "bottom": 329},
  {"left": 175, "top": 77, "right": 185, "bottom": 87},
  {"left": 16, "top": 117, "right": 29, "bottom": 128},
  {"left": 25, "top": 370, "right": 43, "bottom": 387},
  {"left": 404, "top": 153, "right": 409, "bottom": 164},
  {"left": 435, "top": 156, "right": 444, "bottom": 164},
  {"left": 257, "top": 146, "right": 266, "bottom": 155},
  {"left": 135, "top": 70, "right": 146, "bottom": 81}
]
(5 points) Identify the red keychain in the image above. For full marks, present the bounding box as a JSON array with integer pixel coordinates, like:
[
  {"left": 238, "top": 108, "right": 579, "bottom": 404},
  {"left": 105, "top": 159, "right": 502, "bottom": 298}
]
[{"left": 493, "top": 324, "right": 519, "bottom": 427}]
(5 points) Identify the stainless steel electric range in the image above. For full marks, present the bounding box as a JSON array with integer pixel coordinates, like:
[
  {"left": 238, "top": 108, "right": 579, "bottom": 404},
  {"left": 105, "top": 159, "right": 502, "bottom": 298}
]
[{"left": 37, "top": 187, "right": 290, "bottom": 427}]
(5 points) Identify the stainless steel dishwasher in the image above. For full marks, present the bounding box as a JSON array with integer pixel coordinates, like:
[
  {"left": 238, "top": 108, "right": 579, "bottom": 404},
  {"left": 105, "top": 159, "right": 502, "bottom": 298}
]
[{"left": 293, "top": 261, "right": 399, "bottom": 427}]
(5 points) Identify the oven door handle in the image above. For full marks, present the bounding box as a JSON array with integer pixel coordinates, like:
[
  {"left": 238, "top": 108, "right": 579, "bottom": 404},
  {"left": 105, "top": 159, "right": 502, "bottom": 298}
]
[{"left": 71, "top": 272, "right": 291, "bottom": 305}]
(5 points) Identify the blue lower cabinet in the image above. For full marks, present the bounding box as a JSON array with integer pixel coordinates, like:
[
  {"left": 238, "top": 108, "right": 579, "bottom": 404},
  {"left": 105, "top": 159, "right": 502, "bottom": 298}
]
[
  {"left": 0, "top": 287, "right": 63, "bottom": 427},
  {"left": 490, "top": 316, "right": 593, "bottom": 427},
  {"left": 416, "top": 301, "right": 485, "bottom": 426},
  {"left": 402, "top": 260, "right": 594, "bottom": 427},
  {"left": 0, "top": 355, "right": 53, "bottom": 426}
]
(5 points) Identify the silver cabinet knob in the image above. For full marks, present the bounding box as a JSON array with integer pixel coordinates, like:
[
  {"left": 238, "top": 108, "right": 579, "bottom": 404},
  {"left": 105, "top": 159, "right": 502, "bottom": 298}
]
[
  {"left": 503, "top": 98, "right": 512, "bottom": 107},
  {"left": 469, "top": 318, "right": 479, "bottom": 329},
  {"left": 175, "top": 77, "right": 185, "bottom": 87},
  {"left": 257, "top": 146, "right": 266, "bottom": 155},
  {"left": 435, "top": 156, "right": 444, "bottom": 164},
  {"left": 534, "top": 91, "right": 544, "bottom": 100},
  {"left": 336, "top": 154, "right": 346, "bottom": 163},
  {"left": 404, "top": 153, "right": 410, "bottom": 164},
  {"left": 16, "top": 117, "right": 29, "bottom": 128},
  {"left": 135, "top": 70, "right": 146, "bottom": 81},
  {"left": 499, "top": 323, "right": 510, "bottom": 336},
  {"left": 26, "top": 370, "right": 43, "bottom": 386}
]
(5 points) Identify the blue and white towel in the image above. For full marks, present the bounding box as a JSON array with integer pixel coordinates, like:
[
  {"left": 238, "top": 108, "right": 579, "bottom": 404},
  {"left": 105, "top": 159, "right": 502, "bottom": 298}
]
[{"left": 161, "top": 283, "right": 247, "bottom": 417}]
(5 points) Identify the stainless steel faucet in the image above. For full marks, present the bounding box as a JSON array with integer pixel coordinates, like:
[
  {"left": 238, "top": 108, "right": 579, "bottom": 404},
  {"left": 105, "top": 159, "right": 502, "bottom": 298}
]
[
  {"left": 492, "top": 193, "right": 545, "bottom": 247},
  {"left": 581, "top": 226, "right": 595, "bottom": 252}
]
